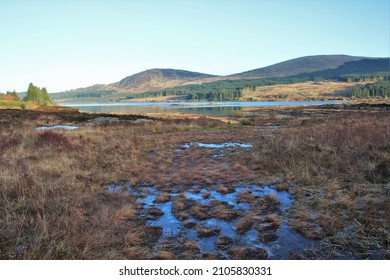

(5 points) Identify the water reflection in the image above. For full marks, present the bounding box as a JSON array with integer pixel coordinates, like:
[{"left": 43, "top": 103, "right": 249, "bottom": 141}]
[{"left": 63, "top": 101, "right": 342, "bottom": 117}]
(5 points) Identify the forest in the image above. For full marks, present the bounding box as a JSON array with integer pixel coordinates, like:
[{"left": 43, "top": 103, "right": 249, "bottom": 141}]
[
  {"left": 126, "top": 73, "right": 390, "bottom": 101},
  {"left": 351, "top": 80, "right": 390, "bottom": 98}
]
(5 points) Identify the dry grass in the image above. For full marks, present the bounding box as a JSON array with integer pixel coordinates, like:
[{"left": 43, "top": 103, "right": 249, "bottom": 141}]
[
  {"left": 235, "top": 219, "right": 254, "bottom": 234},
  {"left": 0, "top": 104, "right": 389, "bottom": 259},
  {"left": 254, "top": 109, "right": 390, "bottom": 257},
  {"left": 258, "top": 232, "right": 278, "bottom": 243},
  {"left": 183, "top": 240, "right": 200, "bottom": 251},
  {"left": 195, "top": 225, "right": 221, "bottom": 237},
  {"left": 114, "top": 205, "right": 138, "bottom": 225},
  {"left": 210, "top": 200, "right": 239, "bottom": 221},
  {"left": 258, "top": 215, "right": 282, "bottom": 231},
  {"left": 235, "top": 190, "right": 257, "bottom": 203},
  {"left": 153, "top": 193, "right": 171, "bottom": 203},
  {"left": 215, "top": 236, "right": 234, "bottom": 249},
  {"left": 241, "top": 81, "right": 364, "bottom": 101},
  {"left": 154, "top": 250, "right": 175, "bottom": 260},
  {"left": 147, "top": 207, "right": 164, "bottom": 217},
  {"left": 216, "top": 185, "right": 231, "bottom": 194},
  {"left": 228, "top": 246, "right": 268, "bottom": 260},
  {"left": 190, "top": 203, "right": 209, "bottom": 220}
]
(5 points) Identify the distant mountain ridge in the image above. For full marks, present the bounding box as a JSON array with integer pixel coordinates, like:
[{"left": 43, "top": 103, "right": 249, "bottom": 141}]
[
  {"left": 52, "top": 55, "right": 389, "bottom": 102},
  {"left": 110, "top": 68, "right": 218, "bottom": 93},
  {"left": 228, "top": 55, "right": 366, "bottom": 79}
]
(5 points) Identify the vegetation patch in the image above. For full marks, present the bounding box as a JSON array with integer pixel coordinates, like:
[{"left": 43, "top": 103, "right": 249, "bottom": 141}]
[{"left": 0, "top": 104, "right": 389, "bottom": 259}]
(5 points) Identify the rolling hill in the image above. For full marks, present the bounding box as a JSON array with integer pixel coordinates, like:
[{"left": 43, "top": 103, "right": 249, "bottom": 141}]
[
  {"left": 110, "top": 68, "right": 218, "bottom": 92},
  {"left": 228, "top": 55, "right": 366, "bottom": 79},
  {"left": 51, "top": 55, "right": 389, "bottom": 103}
]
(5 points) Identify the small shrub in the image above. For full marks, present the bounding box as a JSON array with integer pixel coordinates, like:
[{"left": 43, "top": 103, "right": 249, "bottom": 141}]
[{"left": 35, "top": 131, "right": 74, "bottom": 152}]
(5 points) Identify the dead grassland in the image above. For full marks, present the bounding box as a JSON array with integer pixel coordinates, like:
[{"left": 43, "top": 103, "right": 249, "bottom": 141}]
[
  {"left": 0, "top": 104, "right": 389, "bottom": 259},
  {"left": 241, "top": 81, "right": 365, "bottom": 101}
]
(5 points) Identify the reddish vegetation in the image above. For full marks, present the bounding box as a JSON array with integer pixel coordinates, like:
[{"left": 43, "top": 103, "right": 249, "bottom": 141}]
[
  {"left": 0, "top": 104, "right": 389, "bottom": 259},
  {"left": 235, "top": 219, "right": 254, "bottom": 234}
]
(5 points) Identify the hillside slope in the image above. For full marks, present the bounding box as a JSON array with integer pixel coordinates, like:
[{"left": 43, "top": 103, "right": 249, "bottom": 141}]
[
  {"left": 110, "top": 68, "right": 217, "bottom": 93},
  {"left": 229, "top": 55, "right": 365, "bottom": 79},
  {"left": 51, "top": 55, "right": 389, "bottom": 103}
]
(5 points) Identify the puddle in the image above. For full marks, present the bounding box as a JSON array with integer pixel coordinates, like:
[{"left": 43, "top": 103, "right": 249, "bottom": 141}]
[
  {"left": 265, "top": 224, "right": 319, "bottom": 259},
  {"left": 147, "top": 201, "right": 182, "bottom": 237},
  {"left": 110, "top": 183, "right": 318, "bottom": 259},
  {"left": 185, "top": 185, "right": 291, "bottom": 212},
  {"left": 182, "top": 142, "right": 253, "bottom": 149},
  {"left": 35, "top": 125, "right": 80, "bottom": 130}
]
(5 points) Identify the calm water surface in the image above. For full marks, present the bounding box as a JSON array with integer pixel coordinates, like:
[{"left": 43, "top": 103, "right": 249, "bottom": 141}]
[{"left": 63, "top": 101, "right": 342, "bottom": 116}]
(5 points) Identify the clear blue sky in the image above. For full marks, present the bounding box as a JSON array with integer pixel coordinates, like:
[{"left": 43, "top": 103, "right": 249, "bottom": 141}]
[{"left": 0, "top": 0, "right": 389, "bottom": 92}]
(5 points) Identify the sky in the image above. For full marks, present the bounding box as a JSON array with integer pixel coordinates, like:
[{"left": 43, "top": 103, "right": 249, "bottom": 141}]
[{"left": 0, "top": 0, "right": 389, "bottom": 93}]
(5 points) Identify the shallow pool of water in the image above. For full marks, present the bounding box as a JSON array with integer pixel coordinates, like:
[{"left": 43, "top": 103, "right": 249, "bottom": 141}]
[
  {"left": 64, "top": 101, "right": 343, "bottom": 117},
  {"left": 35, "top": 125, "right": 80, "bottom": 130},
  {"left": 182, "top": 142, "right": 253, "bottom": 149},
  {"left": 147, "top": 201, "right": 182, "bottom": 237},
  {"left": 111, "top": 184, "right": 319, "bottom": 258}
]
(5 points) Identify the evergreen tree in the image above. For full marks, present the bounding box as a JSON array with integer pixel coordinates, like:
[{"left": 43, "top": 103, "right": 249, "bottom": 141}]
[
  {"left": 23, "top": 83, "right": 53, "bottom": 105},
  {"left": 40, "top": 87, "right": 52, "bottom": 105},
  {"left": 6, "top": 90, "right": 20, "bottom": 101},
  {"left": 24, "top": 82, "right": 39, "bottom": 102}
]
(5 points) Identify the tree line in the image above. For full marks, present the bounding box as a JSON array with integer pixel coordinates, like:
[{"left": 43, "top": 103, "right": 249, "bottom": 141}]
[
  {"left": 125, "top": 71, "right": 389, "bottom": 102},
  {"left": 351, "top": 80, "right": 390, "bottom": 98},
  {"left": 125, "top": 76, "right": 314, "bottom": 101}
]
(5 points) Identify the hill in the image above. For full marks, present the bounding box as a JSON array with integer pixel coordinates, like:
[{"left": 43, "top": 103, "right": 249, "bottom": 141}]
[
  {"left": 228, "top": 55, "right": 365, "bottom": 79},
  {"left": 110, "top": 68, "right": 217, "bottom": 92},
  {"left": 51, "top": 55, "right": 389, "bottom": 103}
]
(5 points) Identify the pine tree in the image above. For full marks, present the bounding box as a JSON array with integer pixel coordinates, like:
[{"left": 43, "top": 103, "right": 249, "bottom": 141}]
[
  {"left": 23, "top": 83, "right": 53, "bottom": 105},
  {"left": 40, "top": 87, "right": 52, "bottom": 105},
  {"left": 24, "top": 82, "right": 38, "bottom": 102}
]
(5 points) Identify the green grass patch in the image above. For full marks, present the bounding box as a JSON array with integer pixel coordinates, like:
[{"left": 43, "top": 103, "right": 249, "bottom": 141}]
[{"left": 0, "top": 101, "right": 25, "bottom": 108}]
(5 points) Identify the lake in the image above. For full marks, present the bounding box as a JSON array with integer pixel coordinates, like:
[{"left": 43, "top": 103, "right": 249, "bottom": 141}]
[{"left": 62, "top": 101, "right": 343, "bottom": 116}]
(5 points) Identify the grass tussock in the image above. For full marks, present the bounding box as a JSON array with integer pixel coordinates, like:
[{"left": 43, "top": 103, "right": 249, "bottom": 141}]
[
  {"left": 1, "top": 105, "right": 389, "bottom": 259},
  {"left": 254, "top": 110, "right": 390, "bottom": 257},
  {"left": 235, "top": 190, "right": 257, "bottom": 203},
  {"left": 153, "top": 193, "right": 171, "bottom": 203},
  {"left": 228, "top": 246, "right": 268, "bottom": 260},
  {"left": 235, "top": 219, "right": 254, "bottom": 234},
  {"left": 195, "top": 225, "right": 221, "bottom": 237},
  {"left": 210, "top": 200, "right": 239, "bottom": 221}
]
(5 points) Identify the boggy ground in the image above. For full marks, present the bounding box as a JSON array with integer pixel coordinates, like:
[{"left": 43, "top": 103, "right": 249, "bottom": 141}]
[{"left": 0, "top": 103, "right": 389, "bottom": 259}]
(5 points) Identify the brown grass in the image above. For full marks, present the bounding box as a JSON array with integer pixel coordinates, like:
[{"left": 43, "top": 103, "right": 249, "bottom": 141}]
[
  {"left": 154, "top": 250, "right": 175, "bottom": 260},
  {"left": 183, "top": 240, "right": 200, "bottom": 250},
  {"left": 252, "top": 194, "right": 281, "bottom": 214},
  {"left": 202, "top": 192, "right": 211, "bottom": 199},
  {"left": 235, "top": 190, "right": 257, "bottom": 203},
  {"left": 210, "top": 200, "right": 239, "bottom": 221},
  {"left": 195, "top": 225, "right": 221, "bottom": 237},
  {"left": 215, "top": 236, "right": 234, "bottom": 249},
  {"left": 241, "top": 81, "right": 364, "bottom": 101},
  {"left": 1, "top": 104, "right": 389, "bottom": 259},
  {"left": 258, "top": 220, "right": 281, "bottom": 231},
  {"left": 228, "top": 246, "right": 268, "bottom": 260},
  {"left": 125, "top": 246, "right": 152, "bottom": 259},
  {"left": 147, "top": 207, "right": 164, "bottom": 217},
  {"left": 114, "top": 205, "right": 138, "bottom": 225},
  {"left": 254, "top": 109, "right": 390, "bottom": 257},
  {"left": 216, "top": 185, "right": 231, "bottom": 194},
  {"left": 235, "top": 219, "right": 254, "bottom": 234},
  {"left": 153, "top": 192, "right": 171, "bottom": 203},
  {"left": 190, "top": 203, "right": 209, "bottom": 220},
  {"left": 258, "top": 232, "right": 278, "bottom": 243}
]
